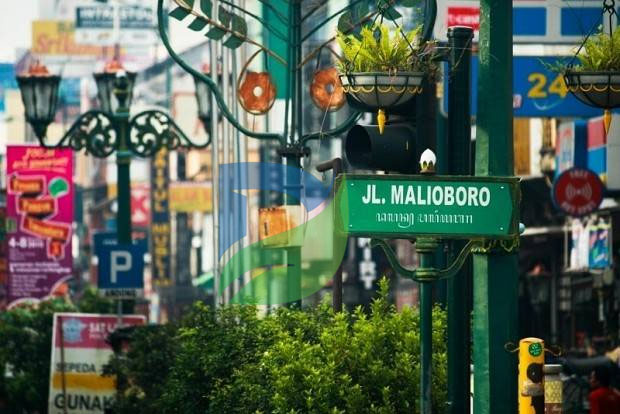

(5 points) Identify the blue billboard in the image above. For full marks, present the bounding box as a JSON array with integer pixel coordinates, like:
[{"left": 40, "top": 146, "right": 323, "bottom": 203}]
[
  {"left": 443, "top": 56, "right": 603, "bottom": 118},
  {"left": 0, "top": 64, "right": 17, "bottom": 113}
]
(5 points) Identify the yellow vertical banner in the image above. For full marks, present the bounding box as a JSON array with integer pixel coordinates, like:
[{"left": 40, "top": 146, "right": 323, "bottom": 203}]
[{"left": 519, "top": 337, "right": 545, "bottom": 414}]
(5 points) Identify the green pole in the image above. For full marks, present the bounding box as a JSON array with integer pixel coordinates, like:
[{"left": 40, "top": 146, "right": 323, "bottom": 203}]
[
  {"left": 447, "top": 26, "right": 473, "bottom": 414},
  {"left": 417, "top": 239, "right": 438, "bottom": 414},
  {"left": 116, "top": 119, "right": 132, "bottom": 245},
  {"left": 473, "top": 2, "right": 518, "bottom": 413},
  {"left": 284, "top": 0, "right": 302, "bottom": 308}
]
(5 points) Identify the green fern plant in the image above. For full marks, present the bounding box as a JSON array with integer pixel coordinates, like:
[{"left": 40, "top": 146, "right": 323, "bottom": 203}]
[
  {"left": 336, "top": 23, "right": 436, "bottom": 74},
  {"left": 572, "top": 26, "right": 620, "bottom": 72}
]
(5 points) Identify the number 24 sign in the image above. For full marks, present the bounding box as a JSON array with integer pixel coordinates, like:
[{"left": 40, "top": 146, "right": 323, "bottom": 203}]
[{"left": 514, "top": 56, "right": 600, "bottom": 118}]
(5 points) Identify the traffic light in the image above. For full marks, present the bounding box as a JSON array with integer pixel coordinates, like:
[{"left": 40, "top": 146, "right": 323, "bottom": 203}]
[
  {"left": 344, "top": 80, "right": 436, "bottom": 174},
  {"left": 344, "top": 120, "right": 417, "bottom": 173}
]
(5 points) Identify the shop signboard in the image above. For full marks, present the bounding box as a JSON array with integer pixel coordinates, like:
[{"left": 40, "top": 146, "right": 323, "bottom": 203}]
[
  {"left": 434, "top": 0, "right": 616, "bottom": 44},
  {"left": 442, "top": 56, "right": 602, "bottom": 118},
  {"left": 556, "top": 120, "right": 588, "bottom": 176},
  {"left": 0, "top": 64, "right": 17, "bottom": 114},
  {"left": 151, "top": 149, "right": 170, "bottom": 284},
  {"left": 552, "top": 168, "right": 604, "bottom": 217},
  {"left": 336, "top": 175, "right": 520, "bottom": 239},
  {"left": 48, "top": 313, "right": 145, "bottom": 414},
  {"left": 75, "top": 3, "right": 157, "bottom": 46},
  {"left": 6, "top": 147, "right": 73, "bottom": 308},
  {"left": 169, "top": 182, "right": 212, "bottom": 213},
  {"left": 31, "top": 20, "right": 107, "bottom": 58}
]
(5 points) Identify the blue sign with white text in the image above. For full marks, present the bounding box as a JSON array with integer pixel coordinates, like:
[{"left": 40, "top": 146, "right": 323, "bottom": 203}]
[{"left": 97, "top": 244, "right": 145, "bottom": 290}]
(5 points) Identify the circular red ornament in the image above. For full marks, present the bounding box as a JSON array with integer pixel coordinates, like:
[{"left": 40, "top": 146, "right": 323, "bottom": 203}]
[{"left": 552, "top": 168, "right": 604, "bottom": 217}]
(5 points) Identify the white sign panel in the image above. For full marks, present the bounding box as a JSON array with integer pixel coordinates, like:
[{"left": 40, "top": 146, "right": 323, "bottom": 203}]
[
  {"left": 48, "top": 313, "right": 146, "bottom": 414},
  {"left": 75, "top": 3, "right": 157, "bottom": 46}
]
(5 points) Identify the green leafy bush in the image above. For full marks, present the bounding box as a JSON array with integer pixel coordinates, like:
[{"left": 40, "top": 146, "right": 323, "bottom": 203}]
[
  {"left": 574, "top": 27, "right": 620, "bottom": 71},
  {"left": 110, "top": 278, "right": 448, "bottom": 414},
  {"left": 336, "top": 23, "right": 436, "bottom": 74},
  {"left": 0, "top": 293, "right": 115, "bottom": 414}
]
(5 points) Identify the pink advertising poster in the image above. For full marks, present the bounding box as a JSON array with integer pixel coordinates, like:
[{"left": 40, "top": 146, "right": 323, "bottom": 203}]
[{"left": 6, "top": 146, "right": 73, "bottom": 308}]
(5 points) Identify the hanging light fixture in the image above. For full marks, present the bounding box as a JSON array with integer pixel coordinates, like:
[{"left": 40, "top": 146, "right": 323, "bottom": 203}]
[
  {"left": 193, "top": 63, "right": 213, "bottom": 131},
  {"left": 16, "top": 62, "right": 61, "bottom": 139},
  {"left": 94, "top": 60, "right": 137, "bottom": 113}
]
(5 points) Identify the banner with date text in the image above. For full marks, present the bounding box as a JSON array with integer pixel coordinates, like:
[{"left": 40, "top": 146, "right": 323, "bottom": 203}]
[{"left": 6, "top": 146, "right": 73, "bottom": 307}]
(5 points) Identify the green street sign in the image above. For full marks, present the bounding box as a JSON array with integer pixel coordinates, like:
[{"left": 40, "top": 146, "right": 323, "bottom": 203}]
[{"left": 336, "top": 174, "right": 520, "bottom": 239}]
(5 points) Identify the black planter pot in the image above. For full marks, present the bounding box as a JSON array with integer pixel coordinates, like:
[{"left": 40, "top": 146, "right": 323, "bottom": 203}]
[
  {"left": 564, "top": 70, "right": 620, "bottom": 109},
  {"left": 339, "top": 72, "right": 425, "bottom": 113}
]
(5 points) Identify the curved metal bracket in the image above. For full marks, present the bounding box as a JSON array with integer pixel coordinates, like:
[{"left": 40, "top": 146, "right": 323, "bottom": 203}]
[
  {"left": 301, "top": 111, "right": 363, "bottom": 144},
  {"left": 157, "top": 0, "right": 284, "bottom": 144},
  {"left": 40, "top": 110, "right": 118, "bottom": 158},
  {"left": 128, "top": 110, "right": 209, "bottom": 157},
  {"left": 370, "top": 238, "right": 476, "bottom": 283}
]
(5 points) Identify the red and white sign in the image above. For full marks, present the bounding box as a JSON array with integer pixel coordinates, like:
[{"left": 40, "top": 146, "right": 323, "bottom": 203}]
[
  {"left": 131, "top": 183, "right": 150, "bottom": 228},
  {"left": 48, "top": 313, "right": 146, "bottom": 414},
  {"left": 447, "top": 6, "right": 480, "bottom": 31},
  {"left": 552, "top": 168, "right": 604, "bottom": 217}
]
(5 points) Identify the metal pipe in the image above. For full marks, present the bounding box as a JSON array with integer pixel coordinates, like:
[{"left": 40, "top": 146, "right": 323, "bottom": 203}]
[
  {"left": 222, "top": 33, "right": 231, "bottom": 305},
  {"left": 446, "top": 25, "right": 473, "bottom": 414},
  {"left": 316, "top": 158, "right": 344, "bottom": 312},
  {"left": 210, "top": 33, "right": 220, "bottom": 308}
]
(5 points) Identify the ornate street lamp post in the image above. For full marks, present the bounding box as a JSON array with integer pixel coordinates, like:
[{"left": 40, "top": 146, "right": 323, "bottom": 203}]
[{"left": 17, "top": 61, "right": 210, "bottom": 245}]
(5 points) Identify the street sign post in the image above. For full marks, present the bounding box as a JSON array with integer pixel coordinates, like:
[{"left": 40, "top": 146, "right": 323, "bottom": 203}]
[
  {"left": 336, "top": 174, "right": 520, "bottom": 240},
  {"left": 96, "top": 243, "right": 145, "bottom": 298}
]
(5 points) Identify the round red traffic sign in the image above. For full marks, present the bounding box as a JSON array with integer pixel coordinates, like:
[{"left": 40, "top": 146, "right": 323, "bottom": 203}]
[{"left": 552, "top": 168, "right": 604, "bottom": 217}]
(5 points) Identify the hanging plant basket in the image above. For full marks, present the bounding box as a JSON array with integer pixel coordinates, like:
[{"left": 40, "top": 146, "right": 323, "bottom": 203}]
[
  {"left": 339, "top": 71, "right": 425, "bottom": 112},
  {"left": 564, "top": 70, "right": 620, "bottom": 109}
]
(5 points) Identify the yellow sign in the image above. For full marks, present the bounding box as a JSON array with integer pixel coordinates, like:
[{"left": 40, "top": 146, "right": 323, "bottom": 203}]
[
  {"left": 518, "top": 337, "right": 545, "bottom": 414},
  {"left": 169, "top": 182, "right": 212, "bottom": 213},
  {"left": 32, "top": 20, "right": 108, "bottom": 57}
]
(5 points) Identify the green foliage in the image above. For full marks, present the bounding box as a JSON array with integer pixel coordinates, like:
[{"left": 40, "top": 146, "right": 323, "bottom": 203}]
[
  {"left": 575, "top": 26, "right": 620, "bottom": 71},
  {"left": 0, "top": 300, "right": 75, "bottom": 414},
  {"left": 104, "top": 324, "right": 178, "bottom": 414},
  {"left": 0, "top": 293, "right": 116, "bottom": 413},
  {"left": 109, "top": 277, "right": 448, "bottom": 413},
  {"left": 336, "top": 23, "right": 436, "bottom": 74}
]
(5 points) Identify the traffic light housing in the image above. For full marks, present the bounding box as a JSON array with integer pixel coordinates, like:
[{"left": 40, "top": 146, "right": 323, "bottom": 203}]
[
  {"left": 345, "top": 121, "right": 417, "bottom": 173},
  {"left": 343, "top": 79, "right": 436, "bottom": 174}
]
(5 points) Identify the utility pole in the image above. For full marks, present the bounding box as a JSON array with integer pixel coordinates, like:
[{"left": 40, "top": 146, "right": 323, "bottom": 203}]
[{"left": 473, "top": 1, "right": 518, "bottom": 413}]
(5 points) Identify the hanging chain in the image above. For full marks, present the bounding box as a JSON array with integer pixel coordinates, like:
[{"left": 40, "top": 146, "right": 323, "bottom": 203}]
[
  {"left": 568, "top": 0, "right": 617, "bottom": 68},
  {"left": 604, "top": 0, "right": 616, "bottom": 12}
]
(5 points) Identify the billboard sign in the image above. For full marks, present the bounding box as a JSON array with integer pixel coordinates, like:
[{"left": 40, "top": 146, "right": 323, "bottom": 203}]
[
  {"left": 48, "top": 313, "right": 145, "bottom": 414},
  {"left": 169, "top": 182, "right": 212, "bottom": 213},
  {"left": 6, "top": 147, "right": 73, "bottom": 307},
  {"left": 151, "top": 149, "right": 170, "bottom": 284},
  {"left": 443, "top": 56, "right": 603, "bottom": 118},
  {"left": 434, "top": 0, "right": 617, "bottom": 44},
  {"left": 75, "top": 4, "right": 157, "bottom": 46}
]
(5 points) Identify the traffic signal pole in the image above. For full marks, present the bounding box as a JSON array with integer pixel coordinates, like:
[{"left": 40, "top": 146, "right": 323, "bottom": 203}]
[
  {"left": 473, "top": 2, "right": 518, "bottom": 413},
  {"left": 446, "top": 26, "right": 473, "bottom": 414}
]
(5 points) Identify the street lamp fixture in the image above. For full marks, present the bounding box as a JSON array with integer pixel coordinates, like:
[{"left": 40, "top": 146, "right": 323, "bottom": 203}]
[
  {"left": 16, "top": 60, "right": 209, "bottom": 244},
  {"left": 16, "top": 62, "right": 61, "bottom": 139},
  {"left": 94, "top": 60, "right": 137, "bottom": 114},
  {"left": 193, "top": 64, "right": 213, "bottom": 132}
]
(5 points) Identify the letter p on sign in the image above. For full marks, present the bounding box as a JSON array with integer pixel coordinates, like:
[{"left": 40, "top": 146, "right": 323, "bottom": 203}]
[{"left": 111, "top": 251, "right": 132, "bottom": 283}]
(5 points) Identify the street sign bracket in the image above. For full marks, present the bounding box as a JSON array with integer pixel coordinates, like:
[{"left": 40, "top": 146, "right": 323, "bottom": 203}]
[{"left": 371, "top": 237, "right": 477, "bottom": 283}]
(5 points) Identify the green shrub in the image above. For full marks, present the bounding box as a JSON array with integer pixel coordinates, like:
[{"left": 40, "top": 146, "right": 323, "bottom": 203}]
[
  {"left": 111, "top": 278, "right": 448, "bottom": 413},
  {"left": 0, "top": 293, "right": 115, "bottom": 414},
  {"left": 575, "top": 26, "right": 620, "bottom": 72},
  {"left": 336, "top": 23, "right": 436, "bottom": 75},
  {"left": 0, "top": 300, "right": 75, "bottom": 414}
]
